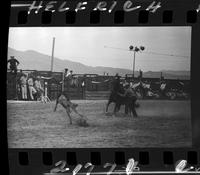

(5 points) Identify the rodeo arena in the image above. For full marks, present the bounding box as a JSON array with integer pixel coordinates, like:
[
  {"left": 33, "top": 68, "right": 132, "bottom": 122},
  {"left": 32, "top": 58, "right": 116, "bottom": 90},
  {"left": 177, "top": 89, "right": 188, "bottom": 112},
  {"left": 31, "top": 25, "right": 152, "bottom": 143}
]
[{"left": 7, "top": 53, "right": 192, "bottom": 148}]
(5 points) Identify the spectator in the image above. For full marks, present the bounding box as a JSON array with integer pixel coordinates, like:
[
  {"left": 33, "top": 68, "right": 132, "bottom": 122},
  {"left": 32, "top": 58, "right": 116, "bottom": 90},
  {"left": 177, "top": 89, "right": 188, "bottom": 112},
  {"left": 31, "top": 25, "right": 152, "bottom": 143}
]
[
  {"left": 16, "top": 70, "right": 24, "bottom": 100},
  {"left": 123, "top": 80, "right": 129, "bottom": 87},
  {"left": 67, "top": 70, "right": 73, "bottom": 79},
  {"left": 69, "top": 70, "right": 73, "bottom": 76},
  {"left": 65, "top": 68, "right": 68, "bottom": 74},
  {"left": 139, "top": 69, "right": 143, "bottom": 79},
  {"left": 160, "top": 81, "right": 166, "bottom": 98},
  {"left": 16, "top": 83, "right": 21, "bottom": 100},
  {"left": 125, "top": 74, "right": 128, "bottom": 81},
  {"left": 34, "top": 76, "right": 44, "bottom": 101},
  {"left": 20, "top": 73, "right": 28, "bottom": 100},
  {"left": 27, "top": 76, "right": 37, "bottom": 100},
  {"left": 65, "top": 68, "right": 71, "bottom": 77},
  {"left": 7, "top": 56, "right": 19, "bottom": 74}
]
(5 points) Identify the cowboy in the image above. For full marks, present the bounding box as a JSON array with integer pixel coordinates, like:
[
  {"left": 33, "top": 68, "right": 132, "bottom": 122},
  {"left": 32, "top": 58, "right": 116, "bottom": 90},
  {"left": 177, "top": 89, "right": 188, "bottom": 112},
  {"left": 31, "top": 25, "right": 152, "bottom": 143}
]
[
  {"left": 16, "top": 70, "right": 25, "bottom": 100},
  {"left": 112, "top": 73, "right": 121, "bottom": 93},
  {"left": 7, "top": 56, "right": 19, "bottom": 74},
  {"left": 106, "top": 74, "right": 124, "bottom": 114},
  {"left": 118, "top": 83, "right": 138, "bottom": 117}
]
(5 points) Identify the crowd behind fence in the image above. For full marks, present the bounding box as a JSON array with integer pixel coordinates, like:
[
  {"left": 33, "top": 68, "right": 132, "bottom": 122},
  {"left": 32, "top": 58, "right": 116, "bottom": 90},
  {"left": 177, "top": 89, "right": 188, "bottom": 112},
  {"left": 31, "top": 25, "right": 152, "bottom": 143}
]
[{"left": 7, "top": 70, "right": 190, "bottom": 100}]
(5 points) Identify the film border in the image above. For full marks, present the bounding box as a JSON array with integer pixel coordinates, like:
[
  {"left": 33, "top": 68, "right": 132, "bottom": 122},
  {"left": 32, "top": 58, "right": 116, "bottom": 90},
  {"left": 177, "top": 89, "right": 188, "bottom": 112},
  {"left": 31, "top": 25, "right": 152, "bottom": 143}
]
[{"left": 5, "top": 0, "right": 200, "bottom": 175}]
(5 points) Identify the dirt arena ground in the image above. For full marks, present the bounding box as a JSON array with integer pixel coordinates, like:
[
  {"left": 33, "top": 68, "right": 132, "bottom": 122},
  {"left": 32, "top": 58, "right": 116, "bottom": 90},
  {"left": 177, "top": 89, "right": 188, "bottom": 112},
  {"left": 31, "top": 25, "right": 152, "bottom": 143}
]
[{"left": 7, "top": 100, "right": 192, "bottom": 148}]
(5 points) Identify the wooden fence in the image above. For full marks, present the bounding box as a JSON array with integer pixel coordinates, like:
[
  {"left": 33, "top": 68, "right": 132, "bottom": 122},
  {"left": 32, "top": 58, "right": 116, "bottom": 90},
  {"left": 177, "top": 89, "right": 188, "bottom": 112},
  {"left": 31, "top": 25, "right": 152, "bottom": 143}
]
[{"left": 7, "top": 70, "right": 190, "bottom": 100}]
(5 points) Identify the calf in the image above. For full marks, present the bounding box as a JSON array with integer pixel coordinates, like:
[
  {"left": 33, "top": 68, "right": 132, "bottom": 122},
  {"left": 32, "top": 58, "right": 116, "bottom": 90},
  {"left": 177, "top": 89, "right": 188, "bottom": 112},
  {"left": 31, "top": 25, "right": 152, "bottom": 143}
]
[
  {"left": 115, "top": 95, "right": 139, "bottom": 117},
  {"left": 106, "top": 91, "right": 139, "bottom": 117},
  {"left": 54, "top": 94, "right": 85, "bottom": 124}
]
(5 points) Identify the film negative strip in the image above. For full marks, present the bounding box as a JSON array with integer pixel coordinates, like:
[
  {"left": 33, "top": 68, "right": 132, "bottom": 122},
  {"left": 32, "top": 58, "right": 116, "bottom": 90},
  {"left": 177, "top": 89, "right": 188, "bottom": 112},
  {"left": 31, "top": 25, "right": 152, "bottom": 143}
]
[{"left": 5, "top": 0, "right": 200, "bottom": 175}]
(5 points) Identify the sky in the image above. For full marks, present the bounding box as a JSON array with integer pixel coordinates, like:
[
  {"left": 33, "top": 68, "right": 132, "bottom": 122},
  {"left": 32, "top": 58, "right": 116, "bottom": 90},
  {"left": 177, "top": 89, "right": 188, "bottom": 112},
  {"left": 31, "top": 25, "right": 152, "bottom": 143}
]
[{"left": 8, "top": 27, "right": 191, "bottom": 72}]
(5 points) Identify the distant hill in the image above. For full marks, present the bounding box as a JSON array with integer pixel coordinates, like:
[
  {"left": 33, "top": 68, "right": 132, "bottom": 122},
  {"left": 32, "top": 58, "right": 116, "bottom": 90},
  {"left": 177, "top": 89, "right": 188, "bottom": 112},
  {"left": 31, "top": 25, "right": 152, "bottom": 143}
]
[{"left": 7, "top": 47, "right": 190, "bottom": 80}]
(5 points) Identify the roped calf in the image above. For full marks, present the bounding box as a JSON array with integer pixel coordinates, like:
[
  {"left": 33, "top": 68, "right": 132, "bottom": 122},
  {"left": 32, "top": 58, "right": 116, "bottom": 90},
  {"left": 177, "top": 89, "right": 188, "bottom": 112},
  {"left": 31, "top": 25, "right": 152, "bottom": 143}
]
[{"left": 54, "top": 94, "right": 85, "bottom": 124}]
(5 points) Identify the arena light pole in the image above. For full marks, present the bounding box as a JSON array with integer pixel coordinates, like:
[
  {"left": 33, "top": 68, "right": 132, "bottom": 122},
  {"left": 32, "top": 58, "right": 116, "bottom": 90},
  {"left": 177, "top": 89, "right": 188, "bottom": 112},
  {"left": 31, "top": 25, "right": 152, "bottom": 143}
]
[{"left": 129, "top": 45, "right": 145, "bottom": 78}]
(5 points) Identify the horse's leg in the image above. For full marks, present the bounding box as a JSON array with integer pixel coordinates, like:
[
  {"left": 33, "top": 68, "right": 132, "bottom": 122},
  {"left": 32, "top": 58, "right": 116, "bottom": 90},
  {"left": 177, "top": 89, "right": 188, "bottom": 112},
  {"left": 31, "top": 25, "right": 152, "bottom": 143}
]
[
  {"left": 131, "top": 102, "right": 138, "bottom": 117},
  {"left": 132, "top": 108, "right": 138, "bottom": 117},
  {"left": 113, "top": 104, "right": 117, "bottom": 116},
  {"left": 125, "top": 104, "right": 132, "bottom": 117},
  {"left": 54, "top": 99, "right": 59, "bottom": 112},
  {"left": 106, "top": 100, "right": 112, "bottom": 113},
  {"left": 125, "top": 104, "right": 129, "bottom": 115},
  {"left": 129, "top": 104, "right": 133, "bottom": 117},
  {"left": 113, "top": 103, "right": 120, "bottom": 116},
  {"left": 117, "top": 104, "right": 121, "bottom": 112}
]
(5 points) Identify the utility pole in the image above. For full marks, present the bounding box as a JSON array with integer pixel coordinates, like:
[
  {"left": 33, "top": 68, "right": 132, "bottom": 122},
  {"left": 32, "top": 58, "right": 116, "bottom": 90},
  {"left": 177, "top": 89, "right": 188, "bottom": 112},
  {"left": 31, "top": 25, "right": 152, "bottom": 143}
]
[
  {"left": 50, "top": 37, "right": 55, "bottom": 72},
  {"left": 62, "top": 70, "right": 65, "bottom": 92}
]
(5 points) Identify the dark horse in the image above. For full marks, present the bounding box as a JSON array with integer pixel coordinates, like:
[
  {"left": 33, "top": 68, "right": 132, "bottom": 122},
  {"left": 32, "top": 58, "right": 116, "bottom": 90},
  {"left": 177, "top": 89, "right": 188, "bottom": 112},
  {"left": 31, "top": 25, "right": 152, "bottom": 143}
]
[{"left": 105, "top": 85, "right": 138, "bottom": 117}]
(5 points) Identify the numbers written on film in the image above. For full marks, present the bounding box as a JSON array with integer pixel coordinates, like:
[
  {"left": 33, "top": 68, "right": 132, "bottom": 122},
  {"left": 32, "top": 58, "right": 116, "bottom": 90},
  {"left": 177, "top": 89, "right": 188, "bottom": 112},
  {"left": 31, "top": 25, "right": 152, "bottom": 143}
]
[
  {"left": 49, "top": 159, "right": 200, "bottom": 174},
  {"left": 50, "top": 158, "right": 140, "bottom": 174}
]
